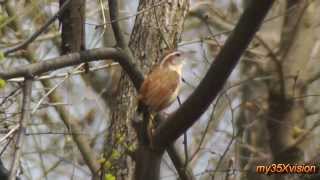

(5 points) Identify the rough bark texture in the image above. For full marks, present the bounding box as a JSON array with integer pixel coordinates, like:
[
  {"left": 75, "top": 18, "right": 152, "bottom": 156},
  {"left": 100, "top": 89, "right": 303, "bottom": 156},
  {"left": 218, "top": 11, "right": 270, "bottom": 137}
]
[
  {"left": 59, "top": 0, "right": 88, "bottom": 71},
  {"left": 109, "top": 1, "right": 189, "bottom": 179},
  {"left": 59, "top": 0, "right": 86, "bottom": 54}
]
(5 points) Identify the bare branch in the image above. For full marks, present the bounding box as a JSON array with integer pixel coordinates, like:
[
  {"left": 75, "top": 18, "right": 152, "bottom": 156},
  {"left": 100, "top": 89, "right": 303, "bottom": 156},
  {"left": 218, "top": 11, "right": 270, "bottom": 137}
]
[
  {"left": 93, "top": 1, "right": 167, "bottom": 28},
  {"left": 8, "top": 63, "right": 119, "bottom": 82},
  {"left": 0, "top": 48, "right": 143, "bottom": 89},
  {"left": 107, "top": 0, "right": 126, "bottom": 48},
  {"left": 0, "top": 125, "right": 19, "bottom": 144},
  {"left": 9, "top": 78, "right": 32, "bottom": 180},
  {"left": 3, "top": 0, "right": 71, "bottom": 56},
  {"left": 107, "top": 0, "right": 138, "bottom": 80},
  {"left": 152, "top": 0, "right": 275, "bottom": 148}
]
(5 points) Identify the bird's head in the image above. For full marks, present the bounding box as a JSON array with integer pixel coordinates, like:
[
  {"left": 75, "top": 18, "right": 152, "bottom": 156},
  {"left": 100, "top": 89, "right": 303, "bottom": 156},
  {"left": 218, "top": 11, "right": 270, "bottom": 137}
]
[{"left": 160, "top": 51, "right": 186, "bottom": 72}]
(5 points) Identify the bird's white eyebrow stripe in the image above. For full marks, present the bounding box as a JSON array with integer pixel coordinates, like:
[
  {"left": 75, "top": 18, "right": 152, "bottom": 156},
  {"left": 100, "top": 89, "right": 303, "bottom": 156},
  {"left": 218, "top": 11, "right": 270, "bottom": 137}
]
[{"left": 160, "top": 52, "right": 179, "bottom": 66}]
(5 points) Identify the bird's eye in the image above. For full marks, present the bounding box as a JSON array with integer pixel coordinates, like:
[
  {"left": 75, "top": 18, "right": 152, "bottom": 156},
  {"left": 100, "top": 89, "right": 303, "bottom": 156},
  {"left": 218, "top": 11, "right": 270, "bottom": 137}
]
[{"left": 175, "top": 53, "right": 181, "bottom": 57}]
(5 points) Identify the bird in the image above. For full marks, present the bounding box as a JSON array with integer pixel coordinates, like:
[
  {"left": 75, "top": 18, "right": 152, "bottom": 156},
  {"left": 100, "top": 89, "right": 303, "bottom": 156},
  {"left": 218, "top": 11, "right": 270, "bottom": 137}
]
[
  {"left": 137, "top": 50, "right": 186, "bottom": 146},
  {"left": 138, "top": 51, "right": 186, "bottom": 112}
]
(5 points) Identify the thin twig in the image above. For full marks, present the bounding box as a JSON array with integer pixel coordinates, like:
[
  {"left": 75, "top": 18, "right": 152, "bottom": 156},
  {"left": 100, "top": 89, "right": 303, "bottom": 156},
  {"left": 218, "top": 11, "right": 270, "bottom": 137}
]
[
  {"left": 98, "top": 0, "right": 107, "bottom": 34},
  {"left": 0, "top": 87, "right": 21, "bottom": 107},
  {"left": 167, "top": 145, "right": 195, "bottom": 180},
  {"left": 31, "top": 65, "right": 83, "bottom": 114},
  {"left": 188, "top": 94, "right": 224, "bottom": 163},
  {"left": 0, "top": 135, "right": 14, "bottom": 156},
  {"left": 211, "top": 92, "right": 235, "bottom": 179},
  {"left": 3, "top": 0, "right": 71, "bottom": 56},
  {"left": 0, "top": 125, "right": 19, "bottom": 144},
  {"left": 93, "top": 1, "right": 168, "bottom": 28},
  {"left": 283, "top": 119, "right": 320, "bottom": 151},
  {"left": 9, "top": 78, "right": 32, "bottom": 180},
  {"left": 7, "top": 62, "right": 119, "bottom": 82}
]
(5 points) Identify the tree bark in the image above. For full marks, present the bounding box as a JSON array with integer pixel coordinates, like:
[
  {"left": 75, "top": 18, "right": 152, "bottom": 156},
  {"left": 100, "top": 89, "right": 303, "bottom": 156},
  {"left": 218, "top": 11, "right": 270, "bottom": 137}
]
[
  {"left": 59, "top": 0, "right": 86, "bottom": 54},
  {"left": 108, "top": 0, "right": 189, "bottom": 179}
]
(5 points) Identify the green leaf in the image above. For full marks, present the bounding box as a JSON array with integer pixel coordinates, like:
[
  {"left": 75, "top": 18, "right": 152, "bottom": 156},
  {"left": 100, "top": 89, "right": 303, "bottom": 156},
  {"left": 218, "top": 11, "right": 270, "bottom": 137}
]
[
  {"left": 0, "top": 14, "right": 6, "bottom": 24},
  {"left": 0, "top": 52, "right": 4, "bottom": 61},
  {"left": 111, "top": 150, "right": 121, "bottom": 160},
  {"left": 105, "top": 173, "right": 116, "bottom": 180},
  {"left": 103, "top": 160, "right": 112, "bottom": 169},
  {"left": 0, "top": 79, "right": 6, "bottom": 89}
]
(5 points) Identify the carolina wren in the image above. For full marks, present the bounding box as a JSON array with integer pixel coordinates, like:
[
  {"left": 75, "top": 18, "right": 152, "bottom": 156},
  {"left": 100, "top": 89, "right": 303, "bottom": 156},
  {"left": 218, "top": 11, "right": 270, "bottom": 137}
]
[{"left": 138, "top": 51, "right": 186, "bottom": 112}]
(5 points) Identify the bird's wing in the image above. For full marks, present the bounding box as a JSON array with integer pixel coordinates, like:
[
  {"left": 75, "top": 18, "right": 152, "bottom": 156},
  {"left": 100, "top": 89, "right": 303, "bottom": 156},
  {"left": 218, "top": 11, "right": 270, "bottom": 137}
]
[
  {"left": 138, "top": 66, "right": 161, "bottom": 101},
  {"left": 140, "top": 68, "right": 180, "bottom": 111},
  {"left": 154, "top": 69, "right": 180, "bottom": 110}
]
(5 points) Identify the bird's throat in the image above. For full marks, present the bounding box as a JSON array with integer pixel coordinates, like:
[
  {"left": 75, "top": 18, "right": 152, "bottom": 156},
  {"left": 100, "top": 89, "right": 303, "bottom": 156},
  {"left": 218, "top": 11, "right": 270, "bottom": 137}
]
[{"left": 168, "top": 64, "right": 182, "bottom": 75}]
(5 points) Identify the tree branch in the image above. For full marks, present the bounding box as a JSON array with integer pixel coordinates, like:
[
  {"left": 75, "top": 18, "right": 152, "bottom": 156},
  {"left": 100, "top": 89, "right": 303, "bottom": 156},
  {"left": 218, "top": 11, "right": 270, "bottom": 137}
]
[
  {"left": 107, "top": 0, "right": 126, "bottom": 49},
  {"left": 0, "top": 48, "right": 143, "bottom": 89},
  {"left": 152, "top": 0, "right": 275, "bottom": 148},
  {"left": 9, "top": 78, "right": 32, "bottom": 180}
]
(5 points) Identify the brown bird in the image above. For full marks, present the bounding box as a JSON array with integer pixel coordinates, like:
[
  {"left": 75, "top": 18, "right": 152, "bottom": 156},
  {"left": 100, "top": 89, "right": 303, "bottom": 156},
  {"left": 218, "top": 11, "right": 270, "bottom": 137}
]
[{"left": 138, "top": 51, "right": 186, "bottom": 112}]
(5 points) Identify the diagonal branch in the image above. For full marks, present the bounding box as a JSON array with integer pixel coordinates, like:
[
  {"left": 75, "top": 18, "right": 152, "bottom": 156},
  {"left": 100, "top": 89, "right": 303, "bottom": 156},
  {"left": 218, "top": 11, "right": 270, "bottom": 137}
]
[
  {"left": 8, "top": 78, "right": 32, "bottom": 180},
  {"left": 107, "top": 0, "right": 126, "bottom": 49},
  {"left": 152, "top": 0, "right": 276, "bottom": 148}
]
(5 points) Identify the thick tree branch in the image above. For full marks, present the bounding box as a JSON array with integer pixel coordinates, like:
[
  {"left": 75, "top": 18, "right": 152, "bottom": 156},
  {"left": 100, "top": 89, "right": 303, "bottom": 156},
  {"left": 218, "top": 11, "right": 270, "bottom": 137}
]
[
  {"left": 9, "top": 78, "right": 32, "bottom": 180},
  {"left": 0, "top": 48, "right": 143, "bottom": 89},
  {"left": 152, "top": 0, "right": 275, "bottom": 148},
  {"left": 107, "top": 0, "right": 141, "bottom": 87},
  {"left": 107, "top": 0, "right": 126, "bottom": 49}
]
